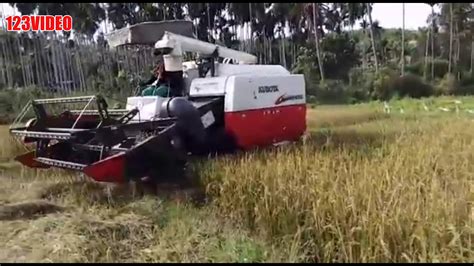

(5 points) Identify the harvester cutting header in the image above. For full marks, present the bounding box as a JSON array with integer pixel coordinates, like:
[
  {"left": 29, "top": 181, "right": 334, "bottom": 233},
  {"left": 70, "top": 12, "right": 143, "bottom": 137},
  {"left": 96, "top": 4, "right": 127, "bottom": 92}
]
[{"left": 9, "top": 20, "right": 307, "bottom": 185}]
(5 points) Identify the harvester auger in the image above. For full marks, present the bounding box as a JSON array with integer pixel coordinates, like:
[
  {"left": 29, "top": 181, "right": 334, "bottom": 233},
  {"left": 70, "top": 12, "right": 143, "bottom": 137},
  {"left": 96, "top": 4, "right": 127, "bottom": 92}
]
[{"left": 9, "top": 20, "right": 307, "bottom": 185}]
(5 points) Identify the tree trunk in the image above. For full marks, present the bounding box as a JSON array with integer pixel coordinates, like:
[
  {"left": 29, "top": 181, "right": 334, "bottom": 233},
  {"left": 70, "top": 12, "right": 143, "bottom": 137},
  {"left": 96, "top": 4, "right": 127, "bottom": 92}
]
[
  {"left": 471, "top": 41, "right": 474, "bottom": 77},
  {"left": 50, "top": 34, "right": 59, "bottom": 91},
  {"left": 206, "top": 3, "right": 211, "bottom": 41},
  {"left": 16, "top": 36, "right": 26, "bottom": 87},
  {"left": 33, "top": 36, "right": 42, "bottom": 87},
  {"left": 65, "top": 44, "right": 76, "bottom": 92},
  {"left": 312, "top": 3, "right": 325, "bottom": 81},
  {"left": 431, "top": 6, "right": 435, "bottom": 81},
  {"left": 448, "top": 3, "right": 453, "bottom": 74},
  {"left": 455, "top": 22, "right": 461, "bottom": 80},
  {"left": 55, "top": 34, "right": 65, "bottom": 92},
  {"left": 281, "top": 29, "right": 287, "bottom": 69},
  {"left": 278, "top": 33, "right": 282, "bottom": 65},
  {"left": 5, "top": 35, "right": 14, "bottom": 87},
  {"left": 0, "top": 41, "right": 6, "bottom": 87},
  {"left": 3, "top": 39, "right": 11, "bottom": 88},
  {"left": 0, "top": 40, "right": 5, "bottom": 87},
  {"left": 26, "top": 38, "right": 34, "bottom": 87},
  {"left": 60, "top": 37, "right": 70, "bottom": 93},
  {"left": 269, "top": 35, "right": 273, "bottom": 64},
  {"left": 57, "top": 35, "right": 66, "bottom": 92},
  {"left": 40, "top": 33, "right": 52, "bottom": 88},
  {"left": 75, "top": 38, "right": 86, "bottom": 91},
  {"left": 21, "top": 37, "right": 30, "bottom": 87},
  {"left": 249, "top": 3, "right": 253, "bottom": 53},
  {"left": 26, "top": 36, "right": 33, "bottom": 87},
  {"left": 424, "top": 29, "right": 430, "bottom": 81},
  {"left": 35, "top": 34, "right": 44, "bottom": 87},
  {"left": 291, "top": 40, "right": 296, "bottom": 69},
  {"left": 263, "top": 36, "right": 267, "bottom": 64},
  {"left": 401, "top": 3, "right": 405, "bottom": 76},
  {"left": 366, "top": 3, "right": 379, "bottom": 73},
  {"left": 0, "top": 5, "right": 10, "bottom": 87},
  {"left": 361, "top": 25, "right": 367, "bottom": 70}
]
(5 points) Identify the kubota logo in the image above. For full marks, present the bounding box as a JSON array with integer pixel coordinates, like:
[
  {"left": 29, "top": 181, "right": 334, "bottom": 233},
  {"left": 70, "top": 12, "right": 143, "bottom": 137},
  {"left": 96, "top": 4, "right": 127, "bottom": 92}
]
[
  {"left": 258, "top": 85, "right": 279, "bottom": 93},
  {"left": 275, "top": 94, "right": 304, "bottom": 105}
]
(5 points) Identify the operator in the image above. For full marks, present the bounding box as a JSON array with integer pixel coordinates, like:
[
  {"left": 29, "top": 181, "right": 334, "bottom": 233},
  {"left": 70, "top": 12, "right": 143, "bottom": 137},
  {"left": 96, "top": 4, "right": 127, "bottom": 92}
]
[
  {"left": 139, "top": 61, "right": 185, "bottom": 97},
  {"left": 139, "top": 63, "right": 171, "bottom": 97}
]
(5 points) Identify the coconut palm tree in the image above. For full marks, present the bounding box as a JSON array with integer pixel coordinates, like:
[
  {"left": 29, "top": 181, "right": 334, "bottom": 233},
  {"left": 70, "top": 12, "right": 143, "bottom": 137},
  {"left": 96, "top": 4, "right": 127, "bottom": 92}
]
[
  {"left": 448, "top": 3, "right": 453, "bottom": 74},
  {"left": 402, "top": 3, "right": 405, "bottom": 76},
  {"left": 310, "top": 3, "right": 324, "bottom": 81},
  {"left": 428, "top": 3, "right": 437, "bottom": 80},
  {"left": 366, "top": 3, "right": 379, "bottom": 73}
]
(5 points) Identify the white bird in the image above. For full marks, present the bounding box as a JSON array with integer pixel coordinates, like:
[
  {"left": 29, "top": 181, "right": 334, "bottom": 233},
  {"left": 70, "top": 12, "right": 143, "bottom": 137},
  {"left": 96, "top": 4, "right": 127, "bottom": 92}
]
[
  {"left": 383, "top": 101, "right": 391, "bottom": 114},
  {"left": 422, "top": 102, "right": 429, "bottom": 111},
  {"left": 453, "top": 100, "right": 462, "bottom": 114}
]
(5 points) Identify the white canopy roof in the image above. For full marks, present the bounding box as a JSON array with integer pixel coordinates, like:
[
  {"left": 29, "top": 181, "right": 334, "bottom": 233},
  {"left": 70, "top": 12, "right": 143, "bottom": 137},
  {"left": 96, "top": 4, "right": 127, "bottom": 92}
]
[{"left": 105, "top": 20, "right": 195, "bottom": 48}]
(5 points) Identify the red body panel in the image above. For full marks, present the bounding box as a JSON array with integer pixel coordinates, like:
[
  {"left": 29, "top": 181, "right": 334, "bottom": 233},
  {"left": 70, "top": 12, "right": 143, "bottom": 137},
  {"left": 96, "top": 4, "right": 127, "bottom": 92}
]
[
  {"left": 15, "top": 151, "right": 50, "bottom": 169},
  {"left": 224, "top": 104, "right": 306, "bottom": 149},
  {"left": 83, "top": 153, "right": 127, "bottom": 183}
]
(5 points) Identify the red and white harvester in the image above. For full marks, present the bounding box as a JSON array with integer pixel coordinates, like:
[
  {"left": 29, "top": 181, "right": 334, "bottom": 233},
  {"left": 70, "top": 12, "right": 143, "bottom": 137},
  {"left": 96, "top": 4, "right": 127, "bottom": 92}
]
[{"left": 9, "top": 20, "right": 306, "bottom": 185}]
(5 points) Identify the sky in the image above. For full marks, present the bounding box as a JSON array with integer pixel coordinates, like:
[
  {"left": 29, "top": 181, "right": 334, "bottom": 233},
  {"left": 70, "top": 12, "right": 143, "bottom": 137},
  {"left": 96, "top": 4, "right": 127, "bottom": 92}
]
[
  {"left": 0, "top": 3, "right": 440, "bottom": 34},
  {"left": 361, "top": 3, "right": 440, "bottom": 30}
]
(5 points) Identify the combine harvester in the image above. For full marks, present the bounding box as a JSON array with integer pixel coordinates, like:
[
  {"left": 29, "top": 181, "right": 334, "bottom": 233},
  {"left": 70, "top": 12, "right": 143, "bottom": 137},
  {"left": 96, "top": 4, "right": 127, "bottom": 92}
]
[{"left": 9, "top": 20, "right": 307, "bottom": 185}]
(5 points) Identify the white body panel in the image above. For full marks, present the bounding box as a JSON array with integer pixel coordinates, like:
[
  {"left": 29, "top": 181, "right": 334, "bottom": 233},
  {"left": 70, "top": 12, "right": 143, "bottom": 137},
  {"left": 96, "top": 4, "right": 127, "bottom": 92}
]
[
  {"left": 126, "top": 96, "right": 166, "bottom": 121},
  {"left": 188, "top": 63, "right": 305, "bottom": 112},
  {"left": 224, "top": 75, "right": 305, "bottom": 112},
  {"left": 188, "top": 63, "right": 294, "bottom": 98},
  {"left": 213, "top": 63, "right": 290, "bottom": 77},
  {"left": 189, "top": 77, "right": 228, "bottom": 97}
]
